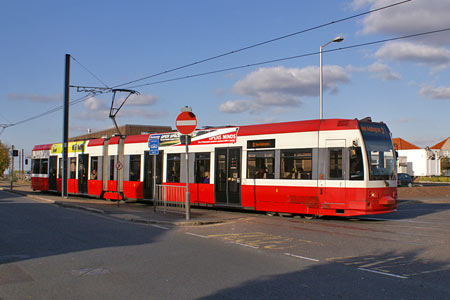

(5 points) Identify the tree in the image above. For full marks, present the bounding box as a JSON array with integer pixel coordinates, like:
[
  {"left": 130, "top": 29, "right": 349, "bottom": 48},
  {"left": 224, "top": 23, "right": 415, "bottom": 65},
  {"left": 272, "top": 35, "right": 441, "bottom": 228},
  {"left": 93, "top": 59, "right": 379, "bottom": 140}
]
[
  {"left": 442, "top": 156, "right": 450, "bottom": 175},
  {"left": 0, "top": 140, "right": 10, "bottom": 176}
]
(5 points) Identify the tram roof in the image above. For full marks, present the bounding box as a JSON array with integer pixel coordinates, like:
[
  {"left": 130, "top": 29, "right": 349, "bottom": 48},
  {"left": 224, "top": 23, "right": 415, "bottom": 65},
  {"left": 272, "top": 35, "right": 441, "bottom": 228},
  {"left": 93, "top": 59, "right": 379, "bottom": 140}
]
[
  {"left": 32, "top": 144, "right": 53, "bottom": 151},
  {"left": 237, "top": 118, "right": 359, "bottom": 136}
]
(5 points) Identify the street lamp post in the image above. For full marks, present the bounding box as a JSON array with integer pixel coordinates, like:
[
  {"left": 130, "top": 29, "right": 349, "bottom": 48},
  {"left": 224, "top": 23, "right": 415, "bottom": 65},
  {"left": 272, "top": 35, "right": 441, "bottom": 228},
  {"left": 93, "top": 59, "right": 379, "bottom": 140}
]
[{"left": 320, "top": 36, "right": 344, "bottom": 120}]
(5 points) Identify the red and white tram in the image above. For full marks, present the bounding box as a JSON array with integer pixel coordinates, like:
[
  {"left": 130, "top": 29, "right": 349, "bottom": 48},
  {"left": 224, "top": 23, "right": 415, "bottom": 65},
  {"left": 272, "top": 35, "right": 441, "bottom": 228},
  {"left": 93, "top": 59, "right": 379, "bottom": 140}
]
[{"left": 31, "top": 118, "right": 397, "bottom": 217}]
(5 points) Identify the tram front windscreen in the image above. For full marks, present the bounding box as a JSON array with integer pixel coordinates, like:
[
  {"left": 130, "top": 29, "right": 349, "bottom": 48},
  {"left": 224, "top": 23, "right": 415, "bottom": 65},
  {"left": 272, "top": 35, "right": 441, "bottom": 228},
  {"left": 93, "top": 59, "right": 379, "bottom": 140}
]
[{"left": 359, "top": 122, "right": 396, "bottom": 181}]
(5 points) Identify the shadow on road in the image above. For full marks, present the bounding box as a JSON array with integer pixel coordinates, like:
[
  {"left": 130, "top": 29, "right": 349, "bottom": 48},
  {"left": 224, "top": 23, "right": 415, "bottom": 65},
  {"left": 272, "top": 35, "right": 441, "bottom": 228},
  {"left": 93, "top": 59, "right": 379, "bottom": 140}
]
[
  {"left": 353, "top": 200, "right": 450, "bottom": 221},
  {"left": 0, "top": 192, "right": 165, "bottom": 266},
  {"left": 199, "top": 249, "right": 450, "bottom": 299}
]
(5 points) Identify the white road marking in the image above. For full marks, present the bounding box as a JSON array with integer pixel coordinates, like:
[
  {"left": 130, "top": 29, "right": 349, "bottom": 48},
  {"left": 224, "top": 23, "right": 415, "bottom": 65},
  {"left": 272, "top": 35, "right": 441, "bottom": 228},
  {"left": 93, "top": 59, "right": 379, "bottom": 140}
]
[
  {"left": 151, "top": 224, "right": 169, "bottom": 230},
  {"left": 185, "top": 232, "right": 208, "bottom": 238},
  {"left": 284, "top": 253, "right": 320, "bottom": 262},
  {"left": 358, "top": 267, "right": 408, "bottom": 279},
  {"left": 234, "top": 242, "right": 259, "bottom": 249}
]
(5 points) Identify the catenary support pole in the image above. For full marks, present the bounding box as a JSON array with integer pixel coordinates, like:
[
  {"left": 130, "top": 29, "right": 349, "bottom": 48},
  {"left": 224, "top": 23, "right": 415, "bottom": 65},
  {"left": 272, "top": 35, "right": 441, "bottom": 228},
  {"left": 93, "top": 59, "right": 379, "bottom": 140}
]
[{"left": 62, "top": 54, "right": 70, "bottom": 198}]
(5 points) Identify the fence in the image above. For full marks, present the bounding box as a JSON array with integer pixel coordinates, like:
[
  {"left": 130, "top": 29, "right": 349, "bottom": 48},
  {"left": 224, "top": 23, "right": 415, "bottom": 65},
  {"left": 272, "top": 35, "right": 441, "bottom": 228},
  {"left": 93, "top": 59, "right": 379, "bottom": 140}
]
[{"left": 154, "top": 184, "right": 186, "bottom": 212}]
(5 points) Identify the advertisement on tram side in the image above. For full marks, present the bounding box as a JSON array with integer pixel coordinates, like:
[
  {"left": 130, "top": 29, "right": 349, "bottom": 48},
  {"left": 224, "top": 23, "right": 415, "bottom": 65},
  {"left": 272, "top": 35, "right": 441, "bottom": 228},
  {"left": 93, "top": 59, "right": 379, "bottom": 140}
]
[{"left": 156, "top": 127, "right": 238, "bottom": 147}]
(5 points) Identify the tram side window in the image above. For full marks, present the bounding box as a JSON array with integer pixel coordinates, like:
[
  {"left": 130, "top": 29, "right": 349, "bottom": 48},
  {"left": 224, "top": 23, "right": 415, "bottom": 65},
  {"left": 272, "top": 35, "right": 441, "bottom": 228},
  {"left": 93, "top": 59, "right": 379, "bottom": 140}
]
[
  {"left": 167, "top": 154, "right": 181, "bottom": 183},
  {"left": 32, "top": 159, "right": 40, "bottom": 174},
  {"left": 69, "top": 157, "right": 76, "bottom": 179},
  {"left": 41, "top": 159, "right": 48, "bottom": 175},
  {"left": 350, "top": 147, "right": 364, "bottom": 180},
  {"left": 109, "top": 156, "right": 115, "bottom": 180},
  {"left": 247, "top": 151, "right": 275, "bottom": 179},
  {"left": 91, "top": 156, "right": 99, "bottom": 180},
  {"left": 195, "top": 153, "right": 210, "bottom": 183},
  {"left": 32, "top": 159, "right": 49, "bottom": 174},
  {"left": 129, "top": 155, "right": 141, "bottom": 181},
  {"left": 280, "top": 149, "right": 312, "bottom": 179},
  {"left": 329, "top": 149, "right": 343, "bottom": 179}
]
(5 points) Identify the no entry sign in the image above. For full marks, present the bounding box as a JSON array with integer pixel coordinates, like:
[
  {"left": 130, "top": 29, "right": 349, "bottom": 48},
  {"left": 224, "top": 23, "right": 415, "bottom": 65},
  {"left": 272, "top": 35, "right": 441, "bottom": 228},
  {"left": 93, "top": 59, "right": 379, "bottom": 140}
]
[{"left": 176, "top": 111, "right": 197, "bottom": 135}]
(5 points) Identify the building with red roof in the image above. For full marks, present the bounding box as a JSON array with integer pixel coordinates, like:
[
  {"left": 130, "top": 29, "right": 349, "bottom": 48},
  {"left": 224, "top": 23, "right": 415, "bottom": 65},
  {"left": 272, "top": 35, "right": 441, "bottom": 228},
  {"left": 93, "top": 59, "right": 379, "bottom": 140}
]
[
  {"left": 392, "top": 138, "right": 420, "bottom": 150},
  {"left": 431, "top": 137, "right": 450, "bottom": 158},
  {"left": 394, "top": 137, "right": 441, "bottom": 176}
]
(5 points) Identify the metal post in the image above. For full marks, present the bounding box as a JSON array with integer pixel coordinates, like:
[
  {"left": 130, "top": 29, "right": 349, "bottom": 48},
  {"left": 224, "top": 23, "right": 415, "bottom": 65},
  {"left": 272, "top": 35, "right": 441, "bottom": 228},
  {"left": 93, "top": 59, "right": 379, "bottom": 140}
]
[
  {"left": 18, "top": 149, "right": 21, "bottom": 181},
  {"left": 319, "top": 36, "right": 344, "bottom": 120},
  {"left": 153, "top": 155, "right": 157, "bottom": 212},
  {"left": 62, "top": 54, "right": 70, "bottom": 198},
  {"left": 163, "top": 185, "right": 167, "bottom": 214},
  {"left": 319, "top": 45, "right": 324, "bottom": 120},
  {"left": 21, "top": 149, "right": 24, "bottom": 181},
  {"left": 185, "top": 138, "right": 190, "bottom": 220},
  {"left": 117, "top": 163, "right": 120, "bottom": 207},
  {"left": 10, "top": 145, "right": 14, "bottom": 191}
]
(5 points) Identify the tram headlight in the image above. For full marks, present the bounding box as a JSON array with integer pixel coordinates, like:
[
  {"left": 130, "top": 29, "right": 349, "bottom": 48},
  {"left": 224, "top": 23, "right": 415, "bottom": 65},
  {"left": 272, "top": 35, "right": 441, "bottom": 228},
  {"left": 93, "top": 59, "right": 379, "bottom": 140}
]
[{"left": 368, "top": 191, "right": 379, "bottom": 199}]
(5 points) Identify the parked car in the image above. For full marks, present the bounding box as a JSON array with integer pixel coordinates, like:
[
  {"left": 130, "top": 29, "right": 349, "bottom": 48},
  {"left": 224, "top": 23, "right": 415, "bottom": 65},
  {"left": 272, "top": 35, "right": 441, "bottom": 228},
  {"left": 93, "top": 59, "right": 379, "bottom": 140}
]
[{"left": 397, "top": 173, "right": 413, "bottom": 187}]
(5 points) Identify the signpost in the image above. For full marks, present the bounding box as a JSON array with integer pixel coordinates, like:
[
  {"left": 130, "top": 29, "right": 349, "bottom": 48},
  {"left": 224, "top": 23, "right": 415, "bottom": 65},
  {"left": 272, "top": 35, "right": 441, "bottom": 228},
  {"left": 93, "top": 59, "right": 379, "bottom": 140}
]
[
  {"left": 10, "top": 145, "right": 15, "bottom": 191},
  {"left": 148, "top": 135, "right": 161, "bottom": 212},
  {"left": 176, "top": 108, "right": 197, "bottom": 221},
  {"left": 176, "top": 111, "right": 197, "bottom": 135},
  {"left": 116, "top": 161, "right": 123, "bottom": 207}
]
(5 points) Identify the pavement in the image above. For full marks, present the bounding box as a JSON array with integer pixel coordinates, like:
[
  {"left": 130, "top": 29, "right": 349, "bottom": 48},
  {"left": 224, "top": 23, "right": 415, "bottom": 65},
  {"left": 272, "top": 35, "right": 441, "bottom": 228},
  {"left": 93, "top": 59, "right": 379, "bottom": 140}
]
[
  {"left": 0, "top": 180, "right": 244, "bottom": 226},
  {"left": 3, "top": 180, "right": 449, "bottom": 226}
]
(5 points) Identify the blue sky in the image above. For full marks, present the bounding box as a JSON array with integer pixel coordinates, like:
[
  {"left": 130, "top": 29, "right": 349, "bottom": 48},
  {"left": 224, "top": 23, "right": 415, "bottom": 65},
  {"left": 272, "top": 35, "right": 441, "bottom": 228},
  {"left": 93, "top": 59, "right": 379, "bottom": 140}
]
[{"left": 2, "top": 0, "right": 450, "bottom": 160}]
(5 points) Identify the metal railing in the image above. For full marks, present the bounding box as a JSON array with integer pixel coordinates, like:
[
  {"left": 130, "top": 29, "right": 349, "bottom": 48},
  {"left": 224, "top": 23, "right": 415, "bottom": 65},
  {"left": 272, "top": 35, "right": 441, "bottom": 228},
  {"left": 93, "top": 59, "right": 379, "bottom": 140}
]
[{"left": 154, "top": 184, "right": 186, "bottom": 212}]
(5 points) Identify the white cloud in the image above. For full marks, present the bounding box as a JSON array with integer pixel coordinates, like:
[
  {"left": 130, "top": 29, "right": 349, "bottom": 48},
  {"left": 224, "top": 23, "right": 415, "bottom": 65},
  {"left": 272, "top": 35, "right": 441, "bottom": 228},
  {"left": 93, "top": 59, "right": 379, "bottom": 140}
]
[
  {"left": 376, "top": 42, "right": 450, "bottom": 70},
  {"left": 8, "top": 93, "right": 62, "bottom": 103},
  {"left": 125, "top": 94, "right": 158, "bottom": 106},
  {"left": 367, "top": 62, "right": 401, "bottom": 80},
  {"left": 420, "top": 85, "right": 450, "bottom": 99},
  {"left": 77, "top": 94, "right": 161, "bottom": 121},
  {"left": 350, "top": 0, "right": 374, "bottom": 10},
  {"left": 77, "top": 97, "right": 109, "bottom": 120},
  {"left": 118, "top": 108, "right": 168, "bottom": 119},
  {"left": 353, "top": 0, "right": 450, "bottom": 46},
  {"left": 220, "top": 66, "right": 350, "bottom": 114},
  {"left": 347, "top": 62, "right": 401, "bottom": 80},
  {"left": 219, "top": 100, "right": 255, "bottom": 114},
  {"left": 84, "top": 97, "right": 108, "bottom": 111}
]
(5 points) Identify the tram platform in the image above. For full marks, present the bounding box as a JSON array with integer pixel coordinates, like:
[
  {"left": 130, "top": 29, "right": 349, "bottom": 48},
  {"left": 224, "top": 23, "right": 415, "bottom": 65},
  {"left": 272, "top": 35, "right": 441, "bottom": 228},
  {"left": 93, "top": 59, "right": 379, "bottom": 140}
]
[{"left": 0, "top": 180, "right": 243, "bottom": 226}]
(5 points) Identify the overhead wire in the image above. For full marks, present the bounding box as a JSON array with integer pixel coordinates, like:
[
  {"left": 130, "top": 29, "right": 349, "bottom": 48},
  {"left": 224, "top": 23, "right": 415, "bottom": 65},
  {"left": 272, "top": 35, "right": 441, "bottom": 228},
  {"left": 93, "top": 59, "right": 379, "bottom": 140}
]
[
  {"left": 125, "top": 27, "right": 450, "bottom": 89},
  {"left": 0, "top": 112, "right": 11, "bottom": 123},
  {"left": 3, "top": 55, "right": 112, "bottom": 133},
  {"left": 10, "top": 92, "right": 108, "bottom": 127},
  {"left": 111, "top": 0, "right": 412, "bottom": 89},
  {"left": 5, "top": 27, "right": 449, "bottom": 129},
  {"left": 2, "top": 0, "right": 416, "bottom": 129},
  {"left": 71, "top": 56, "right": 110, "bottom": 88}
]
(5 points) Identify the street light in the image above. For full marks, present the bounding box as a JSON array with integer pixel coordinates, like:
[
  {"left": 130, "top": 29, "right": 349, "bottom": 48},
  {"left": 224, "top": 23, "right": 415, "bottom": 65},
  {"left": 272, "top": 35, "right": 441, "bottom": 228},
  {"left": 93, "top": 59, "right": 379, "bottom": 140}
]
[{"left": 320, "top": 36, "right": 344, "bottom": 120}]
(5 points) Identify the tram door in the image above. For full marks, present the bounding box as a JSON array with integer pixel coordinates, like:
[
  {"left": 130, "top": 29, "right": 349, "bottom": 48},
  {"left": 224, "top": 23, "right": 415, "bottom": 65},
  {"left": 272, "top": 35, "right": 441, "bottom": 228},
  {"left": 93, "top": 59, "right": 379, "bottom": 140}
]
[
  {"left": 78, "top": 154, "right": 88, "bottom": 194},
  {"left": 49, "top": 156, "right": 58, "bottom": 191},
  {"left": 143, "top": 151, "right": 163, "bottom": 199},
  {"left": 320, "top": 140, "right": 346, "bottom": 210},
  {"left": 215, "top": 148, "right": 241, "bottom": 206}
]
